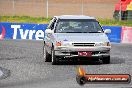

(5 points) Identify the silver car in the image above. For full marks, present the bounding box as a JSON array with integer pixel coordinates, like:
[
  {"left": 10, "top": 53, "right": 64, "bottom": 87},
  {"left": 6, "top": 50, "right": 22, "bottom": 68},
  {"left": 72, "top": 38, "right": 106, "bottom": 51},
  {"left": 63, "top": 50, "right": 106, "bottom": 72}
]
[{"left": 43, "top": 15, "right": 111, "bottom": 65}]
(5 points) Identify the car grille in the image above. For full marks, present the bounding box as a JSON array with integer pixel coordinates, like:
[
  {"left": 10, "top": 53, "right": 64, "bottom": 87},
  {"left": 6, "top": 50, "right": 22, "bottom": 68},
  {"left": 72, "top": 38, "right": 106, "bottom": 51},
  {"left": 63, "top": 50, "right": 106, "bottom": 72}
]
[{"left": 72, "top": 43, "right": 95, "bottom": 47}]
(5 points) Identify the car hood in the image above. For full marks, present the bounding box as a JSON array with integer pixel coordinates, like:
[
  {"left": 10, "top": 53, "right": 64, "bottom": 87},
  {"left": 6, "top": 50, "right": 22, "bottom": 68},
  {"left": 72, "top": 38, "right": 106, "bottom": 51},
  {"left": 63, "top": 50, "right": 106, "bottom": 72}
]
[{"left": 54, "top": 33, "right": 109, "bottom": 43}]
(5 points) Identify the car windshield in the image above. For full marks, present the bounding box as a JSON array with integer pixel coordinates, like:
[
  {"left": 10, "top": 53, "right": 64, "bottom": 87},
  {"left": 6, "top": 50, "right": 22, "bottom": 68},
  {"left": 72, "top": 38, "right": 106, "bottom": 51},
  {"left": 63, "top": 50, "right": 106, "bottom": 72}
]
[{"left": 55, "top": 19, "right": 103, "bottom": 33}]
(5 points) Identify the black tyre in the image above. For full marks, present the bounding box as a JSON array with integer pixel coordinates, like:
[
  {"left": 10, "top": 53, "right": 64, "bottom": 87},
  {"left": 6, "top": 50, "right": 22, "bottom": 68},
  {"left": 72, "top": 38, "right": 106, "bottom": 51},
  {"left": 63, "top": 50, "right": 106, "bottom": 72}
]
[
  {"left": 43, "top": 44, "right": 51, "bottom": 62},
  {"left": 102, "top": 56, "right": 110, "bottom": 64},
  {"left": 51, "top": 47, "right": 59, "bottom": 65}
]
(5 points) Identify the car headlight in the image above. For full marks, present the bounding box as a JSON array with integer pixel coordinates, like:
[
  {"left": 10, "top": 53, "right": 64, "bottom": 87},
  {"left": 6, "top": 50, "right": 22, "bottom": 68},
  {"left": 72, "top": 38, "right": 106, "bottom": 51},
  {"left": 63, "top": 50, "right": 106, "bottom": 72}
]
[
  {"left": 62, "top": 42, "right": 71, "bottom": 46},
  {"left": 106, "top": 42, "right": 111, "bottom": 46},
  {"left": 56, "top": 41, "right": 72, "bottom": 47},
  {"left": 95, "top": 42, "right": 111, "bottom": 46}
]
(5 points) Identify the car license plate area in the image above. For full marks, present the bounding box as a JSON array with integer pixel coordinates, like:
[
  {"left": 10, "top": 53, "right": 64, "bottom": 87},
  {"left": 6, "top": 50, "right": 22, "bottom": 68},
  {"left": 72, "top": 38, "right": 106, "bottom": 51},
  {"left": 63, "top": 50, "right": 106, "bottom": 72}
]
[{"left": 78, "top": 52, "right": 92, "bottom": 56}]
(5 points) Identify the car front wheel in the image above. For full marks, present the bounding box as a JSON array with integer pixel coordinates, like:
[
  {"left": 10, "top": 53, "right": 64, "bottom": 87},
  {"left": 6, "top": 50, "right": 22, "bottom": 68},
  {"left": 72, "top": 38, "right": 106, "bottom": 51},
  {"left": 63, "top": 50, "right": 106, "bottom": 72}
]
[
  {"left": 43, "top": 44, "right": 51, "bottom": 62},
  {"left": 51, "top": 47, "right": 59, "bottom": 65},
  {"left": 102, "top": 56, "right": 110, "bottom": 64}
]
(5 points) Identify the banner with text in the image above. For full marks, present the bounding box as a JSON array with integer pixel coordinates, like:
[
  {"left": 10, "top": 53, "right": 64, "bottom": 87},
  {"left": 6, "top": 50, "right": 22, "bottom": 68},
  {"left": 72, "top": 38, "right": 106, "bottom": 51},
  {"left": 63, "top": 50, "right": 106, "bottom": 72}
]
[{"left": 0, "top": 22, "right": 48, "bottom": 40}]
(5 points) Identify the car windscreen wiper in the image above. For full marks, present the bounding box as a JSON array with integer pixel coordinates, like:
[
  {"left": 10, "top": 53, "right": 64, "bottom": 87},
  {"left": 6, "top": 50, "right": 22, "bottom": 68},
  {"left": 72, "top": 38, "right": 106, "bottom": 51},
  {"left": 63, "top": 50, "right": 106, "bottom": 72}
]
[
  {"left": 73, "top": 31, "right": 103, "bottom": 33},
  {"left": 58, "top": 32, "right": 84, "bottom": 33},
  {"left": 88, "top": 31, "right": 102, "bottom": 33}
]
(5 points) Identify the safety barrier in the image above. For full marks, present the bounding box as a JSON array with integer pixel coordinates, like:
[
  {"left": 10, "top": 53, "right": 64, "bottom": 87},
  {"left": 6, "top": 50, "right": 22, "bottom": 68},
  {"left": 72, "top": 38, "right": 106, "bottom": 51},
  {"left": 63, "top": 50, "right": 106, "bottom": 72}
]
[
  {"left": 121, "top": 26, "right": 132, "bottom": 43},
  {"left": 0, "top": 22, "right": 132, "bottom": 43}
]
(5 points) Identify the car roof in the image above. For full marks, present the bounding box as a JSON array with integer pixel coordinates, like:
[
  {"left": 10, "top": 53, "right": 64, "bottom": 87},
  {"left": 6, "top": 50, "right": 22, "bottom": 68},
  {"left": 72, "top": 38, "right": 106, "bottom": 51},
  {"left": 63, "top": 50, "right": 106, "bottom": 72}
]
[{"left": 54, "top": 15, "right": 96, "bottom": 20}]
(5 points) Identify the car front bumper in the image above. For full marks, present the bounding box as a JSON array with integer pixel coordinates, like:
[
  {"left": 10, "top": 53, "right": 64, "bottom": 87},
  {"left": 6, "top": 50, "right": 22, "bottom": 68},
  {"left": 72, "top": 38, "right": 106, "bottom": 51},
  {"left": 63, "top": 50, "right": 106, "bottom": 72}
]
[{"left": 54, "top": 46, "right": 111, "bottom": 58}]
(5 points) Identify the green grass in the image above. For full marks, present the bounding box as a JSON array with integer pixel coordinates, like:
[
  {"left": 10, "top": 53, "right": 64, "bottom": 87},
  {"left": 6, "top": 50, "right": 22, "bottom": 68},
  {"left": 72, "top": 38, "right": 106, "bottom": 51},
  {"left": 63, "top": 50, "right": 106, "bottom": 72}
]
[
  {"left": 0, "top": 16, "right": 132, "bottom": 26},
  {"left": 97, "top": 18, "right": 132, "bottom": 26},
  {"left": 0, "top": 16, "right": 51, "bottom": 24}
]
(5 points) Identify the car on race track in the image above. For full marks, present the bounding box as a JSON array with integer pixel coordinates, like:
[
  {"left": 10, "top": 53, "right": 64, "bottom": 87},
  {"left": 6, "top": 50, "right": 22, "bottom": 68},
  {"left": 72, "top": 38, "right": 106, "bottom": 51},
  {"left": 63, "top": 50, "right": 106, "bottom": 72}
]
[{"left": 43, "top": 15, "right": 111, "bottom": 65}]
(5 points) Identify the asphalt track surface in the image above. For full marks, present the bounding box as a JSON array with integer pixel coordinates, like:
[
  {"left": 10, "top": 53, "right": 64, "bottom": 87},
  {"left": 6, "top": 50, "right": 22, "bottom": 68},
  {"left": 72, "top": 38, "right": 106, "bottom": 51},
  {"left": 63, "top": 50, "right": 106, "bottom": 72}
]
[{"left": 0, "top": 40, "right": 132, "bottom": 88}]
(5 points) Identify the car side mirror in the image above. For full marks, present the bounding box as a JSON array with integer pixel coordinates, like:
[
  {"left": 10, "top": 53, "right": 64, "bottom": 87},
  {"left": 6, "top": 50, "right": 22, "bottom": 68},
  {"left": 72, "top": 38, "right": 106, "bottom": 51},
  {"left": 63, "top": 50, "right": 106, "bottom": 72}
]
[
  {"left": 104, "top": 29, "right": 111, "bottom": 34},
  {"left": 45, "top": 29, "right": 54, "bottom": 33}
]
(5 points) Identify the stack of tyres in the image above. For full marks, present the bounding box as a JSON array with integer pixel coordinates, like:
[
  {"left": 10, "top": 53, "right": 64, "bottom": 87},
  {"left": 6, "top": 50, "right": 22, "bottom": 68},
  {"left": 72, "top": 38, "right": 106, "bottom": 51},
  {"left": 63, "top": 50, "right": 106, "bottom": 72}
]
[
  {"left": 127, "top": 1, "right": 132, "bottom": 20},
  {"left": 113, "top": 10, "right": 120, "bottom": 20},
  {"left": 127, "top": 10, "right": 132, "bottom": 20},
  {"left": 113, "top": 0, "right": 132, "bottom": 20},
  {"left": 113, "top": 10, "right": 127, "bottom": 20}
]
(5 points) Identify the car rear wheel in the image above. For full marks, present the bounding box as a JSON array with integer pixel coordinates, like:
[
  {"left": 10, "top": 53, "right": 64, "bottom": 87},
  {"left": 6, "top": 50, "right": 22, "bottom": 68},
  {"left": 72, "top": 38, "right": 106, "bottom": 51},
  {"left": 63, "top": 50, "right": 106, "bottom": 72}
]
[
  {"left": 51, "top": 47, "right": 59, "bottom": 65},
  {"left": 102, "top": 56, "right": 110, "bottom": 64},
  {"left": 43, "top": 44, "right": 51, "bottom": 62}
]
